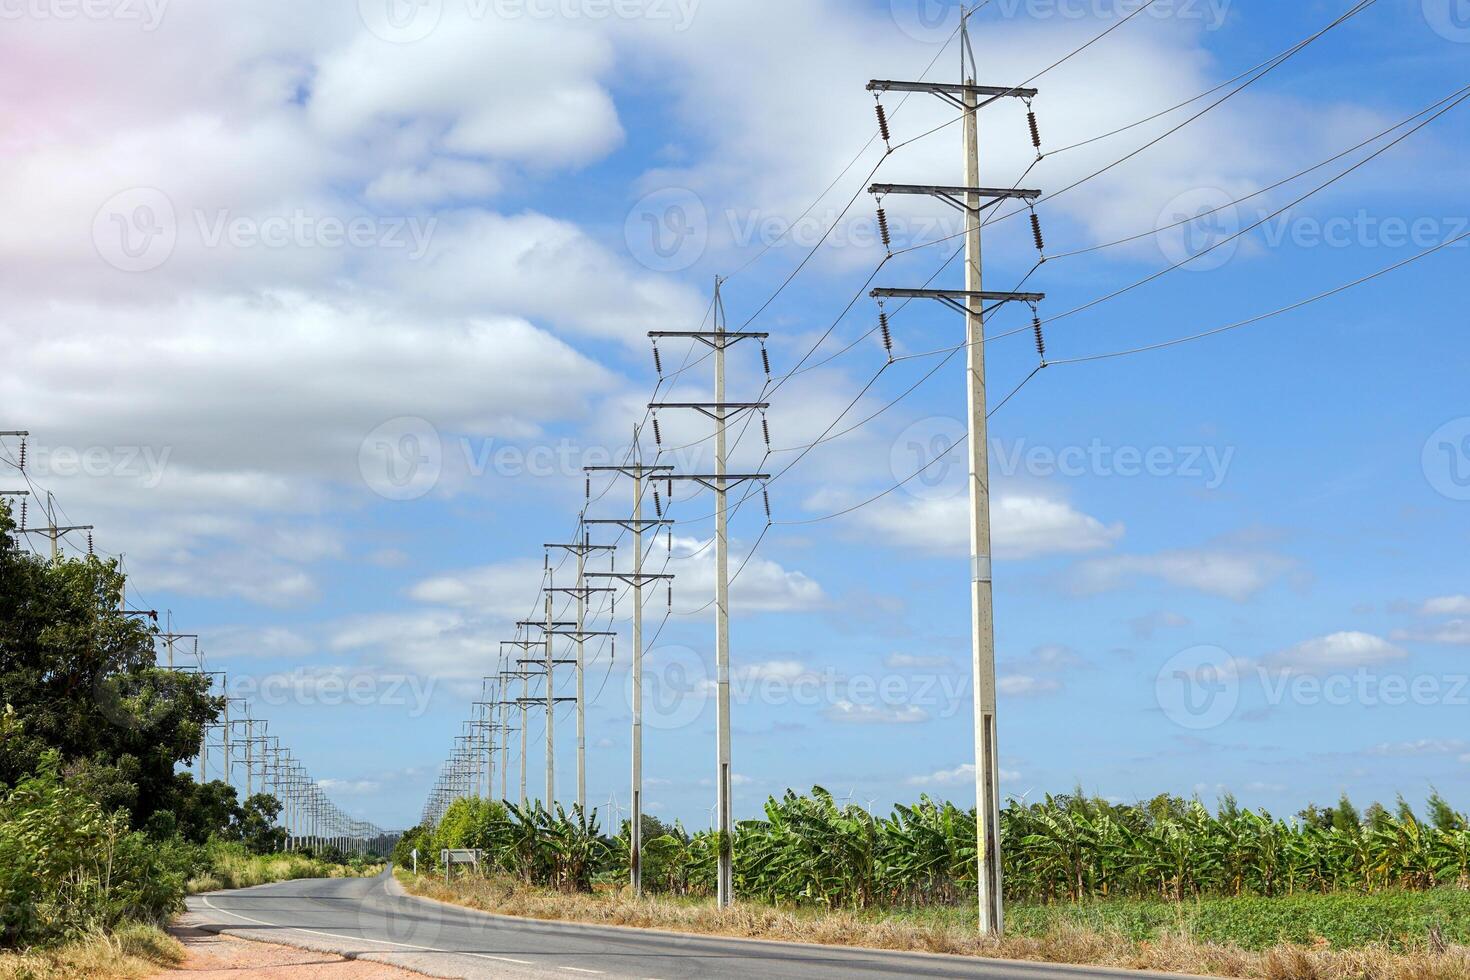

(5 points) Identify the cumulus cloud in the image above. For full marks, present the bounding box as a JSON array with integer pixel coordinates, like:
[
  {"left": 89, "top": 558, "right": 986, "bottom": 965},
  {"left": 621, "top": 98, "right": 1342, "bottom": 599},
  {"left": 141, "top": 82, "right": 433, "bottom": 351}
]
[
  {"left": 1420, "top": 596, "right": 1470, "bottom": 616},
  {"left": 851, "top": 494, "right": 1122, "bottom": 560},
  {"left": 1393, "top": 620, "right": 1470, "bottom": 646},
  {"left": 1071, "top": 548, "right": 1294, "bottom": 601},
  {"left": 906, "top": 763, "right": 1021, "bottom": 787},
  {"left": 1263, "top": 632, "right": 1408, "bottom": 674},
  {"left": 998, "top": 675, "right": 1064, "bottom": 697}
]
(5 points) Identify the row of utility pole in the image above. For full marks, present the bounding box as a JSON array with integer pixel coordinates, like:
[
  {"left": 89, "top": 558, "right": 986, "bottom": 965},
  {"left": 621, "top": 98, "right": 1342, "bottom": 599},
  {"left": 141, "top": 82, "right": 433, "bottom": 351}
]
[
  {"left": 424, "top": 8, "right": 1043, "bottom": 934},
  {"left": 1, "top": 430, "right": 395, "bottom": 858},
  {"left": 423, "top": 283, "right": 773, "bottom": 907}
]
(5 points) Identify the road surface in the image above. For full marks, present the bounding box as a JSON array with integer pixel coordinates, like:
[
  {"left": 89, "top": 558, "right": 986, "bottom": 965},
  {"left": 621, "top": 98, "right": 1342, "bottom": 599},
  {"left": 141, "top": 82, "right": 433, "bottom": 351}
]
[{"left": 183, "top": 870, "right": 1197, "bottom": 980}]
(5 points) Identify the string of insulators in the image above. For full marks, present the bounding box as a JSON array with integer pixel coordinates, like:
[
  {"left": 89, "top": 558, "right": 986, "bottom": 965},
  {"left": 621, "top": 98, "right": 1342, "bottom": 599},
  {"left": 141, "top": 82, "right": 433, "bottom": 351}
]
[
  {"left": 666, "top": 581, "right": 672, "bottom": 610},
  {"left": 585, "top": 477, "right": 591, "bottom": 502},
  {"left": 761, "top": 415, "right": 771, "bottom": 450},
  {"left": 875, "top": 102, "right": 891, "bottom": 146},
  {"left": 666, "top": 526, "right": 672, "bottom": 554},
  {"left": 877, "top": 207, "right": 891, "bottom": 251},
  {"left": 653, "top": 488, "right": 663, "bottom": 517},
  {"left": 87, "top": 532, "right": 94, "bottom": 556},
  {"left": 879, "top": 310, "right": 894, "bottom": 362},
  {"left": 1029, "top": 210, "right": 1045, "bottom": 255},
  {"left": 652, "top": 343, "right": 663, "bottom": 377},
  {"left": 19, "top": 499, "right": 25, "bottom": 529},
  {"left": 760, "top": 343, "right": 771, "bottom": 377},
  {"left": 17, "top": 439, "right": 25, "bottom": 471},
  {"left": 762, "top": 488, "right": 772, "bottom": 521},
  {"left": 652, "top": 417, "right": 663, "bottom": 447},
  {"left": 1032, "top": 313, "right": 1047, "bottom": 361},
  {"left": 1028, "top": 110, "right": 1041, "bottom": 151}
]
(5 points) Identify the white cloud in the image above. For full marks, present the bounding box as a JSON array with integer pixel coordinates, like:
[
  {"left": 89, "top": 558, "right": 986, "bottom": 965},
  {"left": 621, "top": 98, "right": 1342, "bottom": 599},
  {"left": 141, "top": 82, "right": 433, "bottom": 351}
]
[
  {"left": 824, "top": 701, "right": 928, "bottom": 725},
  {"left": 407, "top": 559, "right": 549, "bottom": 619},
  {"left": 1420, "top": 596, "right": 1470, "bottom": 616},
  {"left": 852, "top": 494, "right": 1122, "bottom": 559},
  {"left": 203, "top": 625, "right": 313, "bottom": 661},
  {"left": 884, "top": 653, "right": 953, "bottom": 670},
  {"left": 310, "top": 15, "right": 623, "bottom": 169},
  {"left": 1393, "top": 620, "right": 1470, "bottom": 647},
  {"left": 655, "top": 535, "right": 825, "bottom": 615},
  {"left": 906, "top": 763, "right": 1021, "bottom": 787},
  {"left": 317, "top": 778, "right": 382, "bottom": 795},
  {"left": 1072, "top": 548, "right": 1294, "bottom": 601},
  {"left": 1264, "top": 632, "right": 1408, "bottom": 674},
  {"left": 998, "top": 675, "right": 1063, "bottom": 697},
  {"left": 1366, "top": 739, "right": 1468, "bottom": 757}
]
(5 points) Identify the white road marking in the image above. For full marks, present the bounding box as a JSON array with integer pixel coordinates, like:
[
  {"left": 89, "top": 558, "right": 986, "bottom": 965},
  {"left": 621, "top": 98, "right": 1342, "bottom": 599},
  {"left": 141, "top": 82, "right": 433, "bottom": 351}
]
[
  {"left": 199, "top": 895, "right": 534, "bottom": 966},
  {"left": 561, "top": 969, "right": 604, "bottom": 975}
]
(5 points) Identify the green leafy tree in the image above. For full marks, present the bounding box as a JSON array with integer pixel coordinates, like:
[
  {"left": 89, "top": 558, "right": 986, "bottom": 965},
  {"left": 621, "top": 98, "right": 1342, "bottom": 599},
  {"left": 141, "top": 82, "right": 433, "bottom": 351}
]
[{"left": 0, "top": 501, "right": 223, "bottom": 830}]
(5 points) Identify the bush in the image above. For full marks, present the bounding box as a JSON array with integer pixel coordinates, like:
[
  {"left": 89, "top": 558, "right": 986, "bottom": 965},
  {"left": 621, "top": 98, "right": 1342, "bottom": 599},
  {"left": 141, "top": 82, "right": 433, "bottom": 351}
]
[{"left": 0, "top": 757, "right": 186, "bottom": 947}]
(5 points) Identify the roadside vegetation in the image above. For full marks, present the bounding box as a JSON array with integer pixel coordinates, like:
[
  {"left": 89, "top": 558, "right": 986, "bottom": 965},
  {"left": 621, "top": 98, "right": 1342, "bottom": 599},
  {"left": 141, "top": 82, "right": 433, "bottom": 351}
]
[
  {"left": 395, "top": 788, "right": 1470, "bottom": 977},
  {"left": 0, "top": 503, "right": 377, "bottom": 979}
]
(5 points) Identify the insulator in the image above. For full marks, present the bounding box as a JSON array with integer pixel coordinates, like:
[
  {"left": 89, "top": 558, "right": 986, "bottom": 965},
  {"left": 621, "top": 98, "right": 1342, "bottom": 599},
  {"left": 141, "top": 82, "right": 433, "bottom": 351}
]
[
  {"left": 666, "top": 582, "right": 672, "bottom": 609},
  {"left": 879, "top": 311, "right": 893, "bottom": 355},
  {"left": 17, "top": 440, "right": 25, "bottom": 471},
  {"left": 760, "top": 344, "right": 771, "bottom": 377},
  {"left": 87, "top": 532, "right": 94, "bottom": 556},
  {"left": 877, "top": 207, "right": 891, "bottom": 250},
  {"left": 19, "top": 499, "right": 26, "bottom": 529},
  {"left": 1032, "top": 315, "right": 1047, "bottom": 360},
  {"left": 762, "top": 488, "right": 771, "bottom": 520},
  {"left": 653, "top": 489, "right": 663, "bottom": 517},
  {"left": 1027, "top": 110, "right": 1041, "bottom": 150},
  {"left": 585, "top": 477, "right": 591, "bottom": 501},
  {"left": 652, "top": 417, "right": 663, "bottom": 446},
  {"left": 1030, "top": 212, "right": 1045, "bottom": 253},
  {"left": 652, "top": 344, "right": 663, "bottom": 376},
  {"left": 666, "top": 526, "right": 672, "bottom": 554},
  {"left": 875, "top": 103, "right": 891, "bottom": 144}
]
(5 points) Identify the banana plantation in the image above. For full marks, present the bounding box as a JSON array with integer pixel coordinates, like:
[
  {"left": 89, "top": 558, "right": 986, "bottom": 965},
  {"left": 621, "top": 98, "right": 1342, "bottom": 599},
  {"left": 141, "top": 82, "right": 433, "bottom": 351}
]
[{"left": 398, "top": 788, "right": 1470, "bottom": 909}]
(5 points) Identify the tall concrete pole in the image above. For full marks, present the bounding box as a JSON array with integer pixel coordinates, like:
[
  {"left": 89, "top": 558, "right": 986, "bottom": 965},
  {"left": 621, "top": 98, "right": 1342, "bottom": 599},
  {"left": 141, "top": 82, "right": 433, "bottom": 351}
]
[
  {"left": 222, "top": 697, "right": 231, "bottom": 792},
  {"left": 245, "top": 718, "right": 254, "bottom": 797},
  {"left": 545, "top": 582, "right": 555, "bottom": 807},
  {"left": 575, "top": 540, "right": 587, "bottom": 815},
  {"left": 519, "top": 661, "right": 528, "bottom": 807},
  {"left": 713, "top": 281, "right": 734, "bottom": 908},
  {"left": 499, "top": 690, "right": 510, "bottom": 802},
  {"left": 963, "top": 15, "right": 1004, "bottom": 936},
  {"left": 630, "top": 465, "right": 644, "bottom": 896}
]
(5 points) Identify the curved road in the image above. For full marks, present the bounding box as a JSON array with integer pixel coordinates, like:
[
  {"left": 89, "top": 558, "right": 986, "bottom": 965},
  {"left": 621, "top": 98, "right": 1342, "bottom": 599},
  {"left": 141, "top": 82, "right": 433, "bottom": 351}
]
[{"left": 183, "top": 870, "right": 1195, "bottom": 980}]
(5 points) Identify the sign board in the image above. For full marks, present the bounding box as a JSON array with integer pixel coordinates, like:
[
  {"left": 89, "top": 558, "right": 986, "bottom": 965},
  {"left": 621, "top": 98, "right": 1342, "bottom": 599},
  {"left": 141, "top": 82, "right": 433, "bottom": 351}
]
[
  {"left": 440, "top": 848, "right": 482, "bottom": 882},
  {"left": 442, "top": 849, "right": 480, "bottom": 864}
]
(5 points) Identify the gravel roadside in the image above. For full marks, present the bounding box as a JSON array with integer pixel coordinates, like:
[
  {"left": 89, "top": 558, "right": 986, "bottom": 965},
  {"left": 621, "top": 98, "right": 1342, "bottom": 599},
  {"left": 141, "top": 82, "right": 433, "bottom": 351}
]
[{"left": 146, "top": 924, "right": 429, "bottom": 980}]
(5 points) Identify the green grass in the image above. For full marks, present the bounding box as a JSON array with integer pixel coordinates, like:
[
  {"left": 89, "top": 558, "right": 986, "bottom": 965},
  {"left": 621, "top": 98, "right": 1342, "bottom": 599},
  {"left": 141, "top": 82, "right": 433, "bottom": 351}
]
[
  {"left": 187, "top": 847, "right": 384, "bottom": 893},
  {"left": 880, "top": 890, "right": 1470, "bottom": 952}
]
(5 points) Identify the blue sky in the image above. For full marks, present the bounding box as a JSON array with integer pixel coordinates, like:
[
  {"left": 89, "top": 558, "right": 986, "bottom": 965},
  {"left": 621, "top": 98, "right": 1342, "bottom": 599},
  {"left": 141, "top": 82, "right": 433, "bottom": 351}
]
[{"left": 2, "top": 0, "right": 1468, "bottom": 830}]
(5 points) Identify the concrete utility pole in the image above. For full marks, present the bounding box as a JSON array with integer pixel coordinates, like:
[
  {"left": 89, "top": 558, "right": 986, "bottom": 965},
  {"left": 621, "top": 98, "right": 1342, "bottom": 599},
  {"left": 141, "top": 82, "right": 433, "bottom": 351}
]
[
  {"left": 15, "top": 491, "right": 93, "bottom": 562},
  {"left": 586, "top": 459, "right": 674, "bottom": 897},
  {"left": 545, "top": 536, "right": 616, "bottom": 816},
  {"left": 544, "top": 585, "right": 554, "bottom": 805},
  {"left": 864, "top": 12, "right": 1047, "bottom": 935},
  {"left": 649, "top": 280, "right": 770, "bottom": 908},
  {"left": 473, "top": 697, "right": 496, "bottom": 798}
]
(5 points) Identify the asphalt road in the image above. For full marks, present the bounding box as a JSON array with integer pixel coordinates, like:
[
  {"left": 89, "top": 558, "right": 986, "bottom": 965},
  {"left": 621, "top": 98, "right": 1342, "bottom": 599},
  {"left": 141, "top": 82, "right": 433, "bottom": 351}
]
[{"left": 183, "top": 870, "right": 1194, "bottom": 980}]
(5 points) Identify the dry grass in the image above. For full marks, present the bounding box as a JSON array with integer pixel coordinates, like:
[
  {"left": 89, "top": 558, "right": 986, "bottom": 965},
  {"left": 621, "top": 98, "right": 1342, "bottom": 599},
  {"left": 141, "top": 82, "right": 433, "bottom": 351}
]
[
  {"left": 399, "top": 873, "right": 1470, "bottom": 979},
  {"left": 0, "top": 923, "right": 184, "bottom": 980}
]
